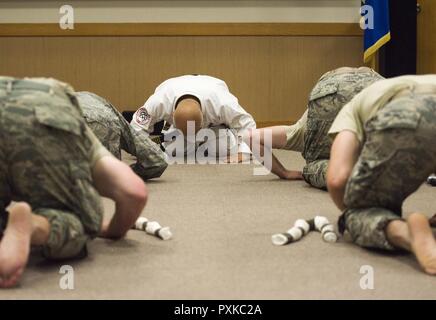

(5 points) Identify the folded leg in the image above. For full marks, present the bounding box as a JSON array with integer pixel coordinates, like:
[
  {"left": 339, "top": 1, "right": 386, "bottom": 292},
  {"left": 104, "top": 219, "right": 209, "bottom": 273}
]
[
  {"left": 34, "top": 208, "right": 88, "bottom": 259},
  {"left": 303, "top": 159, "right": 329, "bottom": 190}
]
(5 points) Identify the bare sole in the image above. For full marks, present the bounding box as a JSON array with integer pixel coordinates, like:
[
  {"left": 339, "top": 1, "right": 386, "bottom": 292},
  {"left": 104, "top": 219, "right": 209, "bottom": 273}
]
[
  {"left": 408, "top": 213, "right": 436, "bottom": 276},
  {"left": 0, "top": 203, "right": 32, "bottom": 288}
]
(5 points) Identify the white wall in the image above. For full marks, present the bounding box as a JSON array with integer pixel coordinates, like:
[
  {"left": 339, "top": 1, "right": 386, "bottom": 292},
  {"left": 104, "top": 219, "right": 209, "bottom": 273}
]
[{"left": 0, "top": 0, "right": 361, "bottom": 23}]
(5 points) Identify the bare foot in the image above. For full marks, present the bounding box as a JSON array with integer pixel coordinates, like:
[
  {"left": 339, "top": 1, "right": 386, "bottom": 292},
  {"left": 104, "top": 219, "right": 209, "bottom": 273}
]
[
  {"left": 385, "top": 220, "right": 411, "bottom": 251},
  {"left": 281, "top": 170, "right": 304, "bottom": 180},
  {"left": 0, "top": 202, "right": 32, "bottom": 288},
  {"left": 407, "top": 213, "right": 436, "bottom": 275}
]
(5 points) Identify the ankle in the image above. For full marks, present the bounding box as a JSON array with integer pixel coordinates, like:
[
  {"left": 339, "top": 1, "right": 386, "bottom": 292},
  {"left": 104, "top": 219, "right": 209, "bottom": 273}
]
[
  {"left": 385, "top": 220, "right": 411, "bottom": 251},
  {"left": 30, "top": 215, "right": 50, "bottom": 246}
]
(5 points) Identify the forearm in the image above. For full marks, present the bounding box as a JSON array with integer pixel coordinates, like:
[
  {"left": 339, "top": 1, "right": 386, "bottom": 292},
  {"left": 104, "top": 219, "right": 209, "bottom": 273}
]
[
  {"left": 270, "top": 153, "right": 290, "bottom": 178},
  {"left": 329, "top": 184, "right": 347, "bottom": 211},
  {"left": 100, "top": 199, "right": 145, "bottom": 239},
  {"left": 254, "top": 141, "right": 299, "bottom": 179},
  {"left": 244, "top": 127, "right": 301, "bottom": 178},
  {"left": 93, "top": 156, "right": 148, "bottom": 239},
  {"left": 327, "top": 130, "right": 360, "bottom": 211}
]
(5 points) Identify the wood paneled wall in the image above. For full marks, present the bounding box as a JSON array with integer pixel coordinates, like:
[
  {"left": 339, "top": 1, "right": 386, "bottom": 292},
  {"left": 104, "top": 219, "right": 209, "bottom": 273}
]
[
  {"left": 417, "top": 0, "right": 436, "bottom": 75},
  {"left": 0, "top": 23, "right": 363, "bottom": 126}
]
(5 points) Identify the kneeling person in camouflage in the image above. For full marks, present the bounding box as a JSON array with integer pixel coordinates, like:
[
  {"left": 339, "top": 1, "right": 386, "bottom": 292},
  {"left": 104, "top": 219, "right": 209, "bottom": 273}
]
[
  {"left": 245, "top": 67, "right": 383, "bottom": 189},
  {"left": 327, "top": 75, "right": 436, "bottom": 275},
  {"left": 76, "top": 91, "right": 168, "bottom": 180},
  {"left": 0, "top": 77, "right": 148, "bottom": 288}
]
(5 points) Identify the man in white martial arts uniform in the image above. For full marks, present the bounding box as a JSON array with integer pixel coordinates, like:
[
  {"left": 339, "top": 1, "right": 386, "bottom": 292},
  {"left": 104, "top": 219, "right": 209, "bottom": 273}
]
[{"left": 130, "top": 75, "right": 256, "bottom": 162}]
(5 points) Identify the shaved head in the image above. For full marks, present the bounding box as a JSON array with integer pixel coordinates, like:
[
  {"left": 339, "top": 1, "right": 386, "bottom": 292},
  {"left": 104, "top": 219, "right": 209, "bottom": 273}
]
[{"left": 174, "top": 97, "right": 203, "bottom": 136}]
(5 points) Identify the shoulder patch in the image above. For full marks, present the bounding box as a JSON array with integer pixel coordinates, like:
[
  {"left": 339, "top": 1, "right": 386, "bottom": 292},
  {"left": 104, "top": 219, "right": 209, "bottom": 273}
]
[{"left": 136, "top": 107, "right": 151, "bottom": 125}]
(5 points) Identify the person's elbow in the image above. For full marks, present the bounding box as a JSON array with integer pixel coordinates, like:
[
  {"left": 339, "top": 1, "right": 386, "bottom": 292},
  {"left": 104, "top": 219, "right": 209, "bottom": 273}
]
[
  {"left": 125, "top": 177, "right": 148, "bottom": 208},
  {"left": 326, "top": 168, "right": 349, "bottom": 194}
]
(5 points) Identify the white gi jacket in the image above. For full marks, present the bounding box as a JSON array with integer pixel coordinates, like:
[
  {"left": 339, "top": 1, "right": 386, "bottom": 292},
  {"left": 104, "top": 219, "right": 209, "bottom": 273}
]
[{"left": 130, "top": 75, "right": 256, "bottom": 154}]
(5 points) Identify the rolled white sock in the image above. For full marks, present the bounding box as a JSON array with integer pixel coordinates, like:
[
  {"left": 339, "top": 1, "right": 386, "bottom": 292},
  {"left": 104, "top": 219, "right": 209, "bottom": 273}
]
[
  {"left": 314, "top": 216, "right": 338, "bottom": 243},
  {"left": 271, "top": 233, "right": 291, "bottom": 246},
  {"left": 321, "top": 225, "right": 338, "bottom": 243},
  {"left": 132, "top": 217, "right": 173, "bottom": 241},
  {"left": 134, "top": 217, "right": 149, "bottom": 230},
  {"left": 145, "top": 221, "right": 173, "bottom": 240},
  {"left": 157, "top": 226, "right": 173, "bottom": 241},
  {"left": 272, "top": 219, "right": 310, "bottom": 246},
  {"left": 294, "top": 219, "right": 311, "bottom": 235}
]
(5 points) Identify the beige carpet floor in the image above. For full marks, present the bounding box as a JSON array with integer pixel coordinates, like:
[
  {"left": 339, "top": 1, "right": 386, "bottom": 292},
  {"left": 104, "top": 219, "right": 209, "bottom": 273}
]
[{"left": 1, "top": 150, "right": 436, "bottom": 299}]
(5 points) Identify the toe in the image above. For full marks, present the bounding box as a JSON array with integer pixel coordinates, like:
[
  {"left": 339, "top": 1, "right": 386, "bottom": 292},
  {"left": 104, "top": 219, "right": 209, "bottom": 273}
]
[
  {"left": 0, "top": 267, "right": 24, "bottom": 288},
  {"left": 424, "top": 266, "right": 436, "bottom": 276}
]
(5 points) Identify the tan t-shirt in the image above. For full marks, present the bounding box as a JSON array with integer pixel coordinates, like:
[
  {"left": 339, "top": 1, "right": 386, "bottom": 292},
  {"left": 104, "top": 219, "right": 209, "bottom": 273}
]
[
  {"left": 328, "top": 75, "right": 436, "bottom": 144},
  {"left": 84, "top": 125, "right": 113, "bottom": 167},
  {"left": 283, "top": 110, "right": 307, "bottom": 152}
]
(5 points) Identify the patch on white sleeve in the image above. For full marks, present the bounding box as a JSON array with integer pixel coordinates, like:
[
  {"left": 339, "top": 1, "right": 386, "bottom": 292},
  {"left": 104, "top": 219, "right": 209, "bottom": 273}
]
[{"left": 135, "top": 107, "right": 151, "bottom": 126}]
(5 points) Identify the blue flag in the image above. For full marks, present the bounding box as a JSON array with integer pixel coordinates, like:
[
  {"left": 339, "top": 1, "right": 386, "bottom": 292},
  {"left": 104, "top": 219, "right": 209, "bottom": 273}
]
[{"left": 361, "top": 0, "right": 391, "bottom": 62}]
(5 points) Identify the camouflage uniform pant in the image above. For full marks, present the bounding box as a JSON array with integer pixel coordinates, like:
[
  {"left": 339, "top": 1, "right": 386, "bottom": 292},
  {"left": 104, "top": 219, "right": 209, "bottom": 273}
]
[
  {"left": 0, "top": 79, "right": 103, "bottom": 259},
  {"left": 302, "top": 67, "right": 383, "bottom": 189},
  {"left": 341, "top": 93, "right": 436, "bottom": 250},
  {"left": 77, "top": 92, "right": 168, "bottom": 180}
]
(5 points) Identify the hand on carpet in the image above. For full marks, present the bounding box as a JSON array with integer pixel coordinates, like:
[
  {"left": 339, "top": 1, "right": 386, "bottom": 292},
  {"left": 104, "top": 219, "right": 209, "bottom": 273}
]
[
  {"left": 280, "top": 170, "right": 304, "bottom": 180},
  {"left": 225, "top": 152, "right": 250, "bottom": 163}
]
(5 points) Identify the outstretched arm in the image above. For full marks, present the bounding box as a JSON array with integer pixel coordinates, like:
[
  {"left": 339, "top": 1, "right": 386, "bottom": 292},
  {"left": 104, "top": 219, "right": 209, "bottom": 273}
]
[
  {"left": 244, "top": 126, "right": 302, "bottom": 180},
  {"left": 92, "top": 155, "right": 148, "bottom": 239},
  {"left": 327, "top": 130, "right": 360, "bottom": 210}
]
